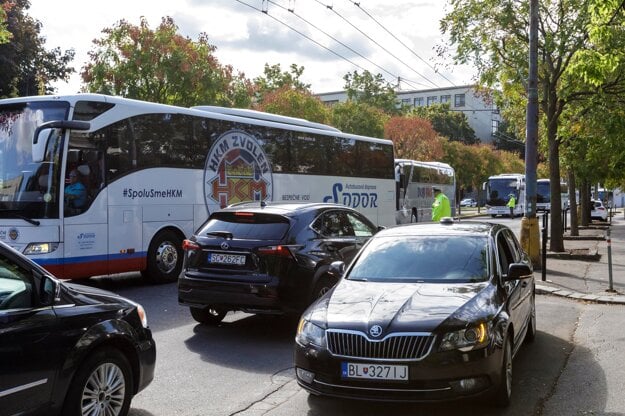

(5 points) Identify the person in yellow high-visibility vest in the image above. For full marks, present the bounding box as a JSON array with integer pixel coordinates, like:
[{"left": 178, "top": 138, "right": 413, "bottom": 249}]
[
  {"left": 431, "top": 186, "right": 451, "bottom": 221},
  {"left": 507, "top": 194, "right": 516, "bottom": 219}
]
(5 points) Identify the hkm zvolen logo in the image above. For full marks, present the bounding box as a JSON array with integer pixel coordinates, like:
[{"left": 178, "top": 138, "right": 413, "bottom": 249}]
[{"left": 203, "top": 130, "right": 273, "bottom": 212}]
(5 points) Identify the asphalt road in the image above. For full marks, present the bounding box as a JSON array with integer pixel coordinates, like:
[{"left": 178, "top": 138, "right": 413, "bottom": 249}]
[{"left": 81, "top": 273, "right": 625, "bottom": 416}]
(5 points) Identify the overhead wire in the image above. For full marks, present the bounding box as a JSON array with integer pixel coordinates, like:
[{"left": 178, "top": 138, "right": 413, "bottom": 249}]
[
  {"left": 346, "top": 0, "right": 456, "bottom": 87},
  {"left": 265, "top": 0, "right": 428, "bottom": 89},
  {"left": 313, "top": 0, "right": 440, "bottom": 89},
  {"left": 234, "top": 0, "right": 368, "bottom": 74}
]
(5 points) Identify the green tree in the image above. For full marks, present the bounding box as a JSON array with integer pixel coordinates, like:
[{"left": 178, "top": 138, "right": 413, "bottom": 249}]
[
  {"left": 330, "top": 100, "right": 388, "bottom": 138},
  {"left": 412, "top": 103, "right": 478, "bottom": 144},
  {"left": 343, "top": 70, "right": 399, "bottom": 114},
  {"left": 1, "top": 4, "right": 10, "bottom": 44},
  {"left": 0, "top": 0, "right": 74, "bottom": 97},
  {"left": 440, "top": 0, "right": 625, "bottom": 252},
  {"left": 82, "top": 16, "right": 253, "bottom": 107},
  {"left": 255, "top": 86, "right": 329, "bottom": 124},
  {"left": 253, "top": 63, "right": 310, "bottom": 102}
]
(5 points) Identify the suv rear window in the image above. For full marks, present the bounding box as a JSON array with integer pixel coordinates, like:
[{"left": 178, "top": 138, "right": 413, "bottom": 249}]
[{"left": 199, "top": 212, "right": 290, "bottom": 240}]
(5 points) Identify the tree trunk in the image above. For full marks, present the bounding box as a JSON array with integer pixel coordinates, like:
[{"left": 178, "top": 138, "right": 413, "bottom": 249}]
[
  {"left": 567, "top": 170, "right": 578, "bottom": 236},
  {"left": 548, "top": 121, "right": 564, "bottom": 252},
  {"left": 580, "top": 180, "right": 590, "bottom": 226}
]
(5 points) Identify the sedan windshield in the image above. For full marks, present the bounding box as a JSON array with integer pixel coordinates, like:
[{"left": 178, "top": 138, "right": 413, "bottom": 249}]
[{"left": 348, "top": 235, "right": 489, "bottom": 283}]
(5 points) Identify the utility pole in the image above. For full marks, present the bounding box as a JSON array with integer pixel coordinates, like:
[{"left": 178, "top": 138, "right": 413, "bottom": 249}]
[{"left": 521, "top": 0, "right": 540, "bottom": 266}]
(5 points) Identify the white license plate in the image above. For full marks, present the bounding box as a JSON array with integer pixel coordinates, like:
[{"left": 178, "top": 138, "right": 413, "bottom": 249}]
[
  {"left": 208, "top": 253, "right": 246, "bottom": 265},
  {"left": 341, "top": 362, "right": 408, "bottom": 381}
]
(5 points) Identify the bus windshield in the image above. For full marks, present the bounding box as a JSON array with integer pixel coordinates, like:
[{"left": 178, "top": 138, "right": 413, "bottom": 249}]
[
  {"left": 0, "top": 101, "right": 69, "bottom": 219},
  {"left": 487, "top": 178, "right": 518, "bottom": 206},
  {"left": 537, "top": 181, "right": 550, "bottom": 204}
]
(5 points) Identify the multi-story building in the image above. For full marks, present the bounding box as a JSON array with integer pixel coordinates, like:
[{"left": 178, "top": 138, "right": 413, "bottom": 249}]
[{"left": 316, "top": 85, "right": 501, "bottom": 144}]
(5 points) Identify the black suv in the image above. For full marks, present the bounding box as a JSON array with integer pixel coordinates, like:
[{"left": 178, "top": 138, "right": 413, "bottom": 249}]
[{"left": 178, "top": 202, "right": 381, "bottom": 324}]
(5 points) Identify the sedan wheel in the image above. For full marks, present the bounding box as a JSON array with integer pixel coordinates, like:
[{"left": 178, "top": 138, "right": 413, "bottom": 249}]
[
  {"left": 525, "top": 294, "right": 537, "bottom": 343},
  {"left": 493, "top": 337, "right": 513, "bottom": 407},
  {"left": 63, "top": 348, "right": 132, "bottom": 416}
]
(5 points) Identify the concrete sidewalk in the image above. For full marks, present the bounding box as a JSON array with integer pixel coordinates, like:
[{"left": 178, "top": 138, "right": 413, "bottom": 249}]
[{"left": 535, "top": 212, "right": 625, "bottom": 305}]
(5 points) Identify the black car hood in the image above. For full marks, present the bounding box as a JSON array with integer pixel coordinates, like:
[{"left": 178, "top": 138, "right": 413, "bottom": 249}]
[
  {"left": 60, "top": 281, "right": 131, "bottom": 307},
  {"left": 314, "top": 279, "right": 491, "bottom": 333}
]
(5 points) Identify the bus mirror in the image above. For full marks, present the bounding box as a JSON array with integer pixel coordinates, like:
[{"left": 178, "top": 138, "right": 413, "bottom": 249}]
[
  {"left": 32, "top": 130, "right": 50, "bottom": 163},
  {"left": 32, "top": 120, "right": 91, "bottom": 162}
]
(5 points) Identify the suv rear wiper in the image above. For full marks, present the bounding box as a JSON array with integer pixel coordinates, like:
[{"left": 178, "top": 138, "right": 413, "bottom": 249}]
[
  {"left": 206, "top": 231, "right": 233, "bottom": 239},
  {"left": 0, "top": 209, "right": 40, "bottom": 226}
]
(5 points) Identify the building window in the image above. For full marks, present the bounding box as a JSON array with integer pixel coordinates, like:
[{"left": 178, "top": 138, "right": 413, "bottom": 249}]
[
  {"left": 441, "top": 95, "right": 451, "bottom": 104},
  {"left": 401, "top": 98, "right": 412, "bottom": 107},
  {"left": 427, "top": 96, "right": 438, "bottom": 106},
  {"left": 454, "top": 94, "right": 465, "bottom": 107},
  {"left": 414, "top": 97, "right": 424, "bottom": 107},
  {"left": 492, "top": 120, "right": 500, "bottom": 134},
  {"left": 323, "top": 100, "right": 339, "bottom": 107}
]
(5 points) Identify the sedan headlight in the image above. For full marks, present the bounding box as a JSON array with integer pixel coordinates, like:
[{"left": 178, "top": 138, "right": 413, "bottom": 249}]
[
  {"left": 296, "top": 318, "right": 326, "bottom": 347},
  {"left": 440, "top": 322, "right": 490, "bottom": 352}
]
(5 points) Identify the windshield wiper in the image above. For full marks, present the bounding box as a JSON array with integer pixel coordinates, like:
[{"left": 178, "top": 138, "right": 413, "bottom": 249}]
[
  {"left": 0, "top": 209, "right": 40, "bottom": 226},
  {"left": 206, "top": 231, "right": 233, "bottom": 239}
]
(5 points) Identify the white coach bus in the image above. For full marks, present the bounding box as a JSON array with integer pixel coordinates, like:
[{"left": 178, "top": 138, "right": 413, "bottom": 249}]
[
  {"left": 395, "top": 159, "right": 456, "bottom": 223},
  {"left": 0, "top": 94, "right": 395, "bottom": 282},
  {"left": 484, "top": 173, "right": 526, "bottom": 217}
]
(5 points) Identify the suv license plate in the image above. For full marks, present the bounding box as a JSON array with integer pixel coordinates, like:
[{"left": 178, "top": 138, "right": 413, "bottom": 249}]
[
  {"left": 341, "top": 362, "right": 408, "bottom": 381},
  {"left": 208, "top": 253, "right": 246, "bottom": 265}
]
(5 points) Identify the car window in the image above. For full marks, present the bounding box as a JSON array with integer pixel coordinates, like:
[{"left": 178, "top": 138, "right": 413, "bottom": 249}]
[
  {"left": 0, "top": 254, "right": 33, "bottom": 310},
  {"left": 502, "top": 229, "right": 521, "bottom": 262},
  {"left": 496, "top": 231, "right": 515, "bottom": 276},
  {"left": 313, "top": 211, "right": 354, "bottom": 237},
  {"left": 345, "top": 212, "right": 376, "bottom": 237},
  {"left": 199, "top": 212, "right": 290, "bottom": 240},
  {"left": 347, "top": 235, "right": 489, "bottom": 283}
]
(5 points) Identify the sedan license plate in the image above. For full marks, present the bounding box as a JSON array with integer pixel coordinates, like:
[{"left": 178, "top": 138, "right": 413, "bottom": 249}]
[
  {"left": 341, "top": 362, "right": 408, "bottom": 381},
  {"left": 208, "top": 253, "right": 246, "bottom": 265}
]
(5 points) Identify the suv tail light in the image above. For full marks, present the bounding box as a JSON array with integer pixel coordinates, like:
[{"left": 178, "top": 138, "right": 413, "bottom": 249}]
[
  {"left": 182, "top": 239, "right": 200, "bottom": 251},
  {"left": 257, "top": 245, "right": 294, "bottom": 258}
]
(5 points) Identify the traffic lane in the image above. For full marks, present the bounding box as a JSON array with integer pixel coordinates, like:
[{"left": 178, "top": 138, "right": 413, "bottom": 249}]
[
  {"left": 262, "top": 296, "right": 596, "bottom": 416},
  {"left": 78, "top": 274, "right": 300, "bottom": 416}
]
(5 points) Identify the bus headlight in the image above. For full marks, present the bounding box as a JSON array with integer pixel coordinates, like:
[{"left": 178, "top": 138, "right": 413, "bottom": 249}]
[{"left": 24, "top": 242, "right": 59, "bottom": 255}]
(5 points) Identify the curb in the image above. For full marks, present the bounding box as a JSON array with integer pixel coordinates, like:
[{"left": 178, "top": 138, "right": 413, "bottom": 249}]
[
  {"left": 536, "top": 284, "right": 625, "bottom": 305},
  {"left": 545, "top": 249, "right": 600, "bottom": 261}
]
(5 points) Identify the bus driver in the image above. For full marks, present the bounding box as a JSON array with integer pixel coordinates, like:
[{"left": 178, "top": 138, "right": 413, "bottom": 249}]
[{"left": 64, "top": 169, "right": 87, "bottom": 211}]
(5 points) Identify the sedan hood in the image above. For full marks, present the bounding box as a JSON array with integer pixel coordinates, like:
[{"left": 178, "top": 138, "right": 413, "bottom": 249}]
[
  {"left": 60, "top": 281, "right": 131, "bottom": 307},
  {"left": 316, "top": 279, "right": 490, "bottom": 333}
]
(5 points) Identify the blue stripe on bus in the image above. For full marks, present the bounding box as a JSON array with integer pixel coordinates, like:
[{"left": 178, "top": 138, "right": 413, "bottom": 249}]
[{"left": 34, "top": 252, "right": 147, "bottom": 266}]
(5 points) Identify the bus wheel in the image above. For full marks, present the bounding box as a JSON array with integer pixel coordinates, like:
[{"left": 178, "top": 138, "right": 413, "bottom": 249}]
[{"left": 143, "top": 229, "right": 183, "bottom": 284}]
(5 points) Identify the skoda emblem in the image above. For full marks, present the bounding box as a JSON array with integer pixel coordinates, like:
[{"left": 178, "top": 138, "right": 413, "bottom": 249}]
[
  {"left": 220, "top": 242, "right": 230, "bottom": 250},
  {"left": 369, "top": 325, "right": 383, "bottom": 338},
  {"left": 8, "top": 228, "right": 19, "bottom": 241}
]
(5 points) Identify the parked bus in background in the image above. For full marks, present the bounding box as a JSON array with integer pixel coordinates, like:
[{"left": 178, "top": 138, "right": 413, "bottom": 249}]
[
  {"left": 0, "top": 94, "right": 395, "bottom": 282},
  {"left": 395, "top": 159, "right": 456, "bottom": 224},
  {"left": 537, "top": 179, "right": 569, "bottom": 212},
  {"left": 484, "top": 173, "right": 525, "bottom": 217}
]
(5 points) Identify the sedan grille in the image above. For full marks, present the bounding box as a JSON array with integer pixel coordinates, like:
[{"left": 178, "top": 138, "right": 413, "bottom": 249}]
[{"left": 326, "top": 330, "right": 435, "bottom": 361}]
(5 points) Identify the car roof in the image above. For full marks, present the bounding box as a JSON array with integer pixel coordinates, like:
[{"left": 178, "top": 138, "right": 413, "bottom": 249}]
[
  {"left": 215, "top": 202, "right": 353, "bottom": 217},
  {"left": 376, "top": 220, "right": 499, "bottom": 238}
]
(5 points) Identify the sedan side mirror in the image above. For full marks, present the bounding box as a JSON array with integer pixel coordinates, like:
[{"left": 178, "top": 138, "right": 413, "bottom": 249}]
[
  {"left": 328, "top": 261, "right": 346, "bottom": 278},
  {"left": 506, "top": 263, "right": 533, "bottom": 281}
]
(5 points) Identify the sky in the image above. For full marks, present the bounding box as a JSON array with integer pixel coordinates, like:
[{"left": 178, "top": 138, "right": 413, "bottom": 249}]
[{"left": 28, "top": 0, "right": 475, "bottom": 96}]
